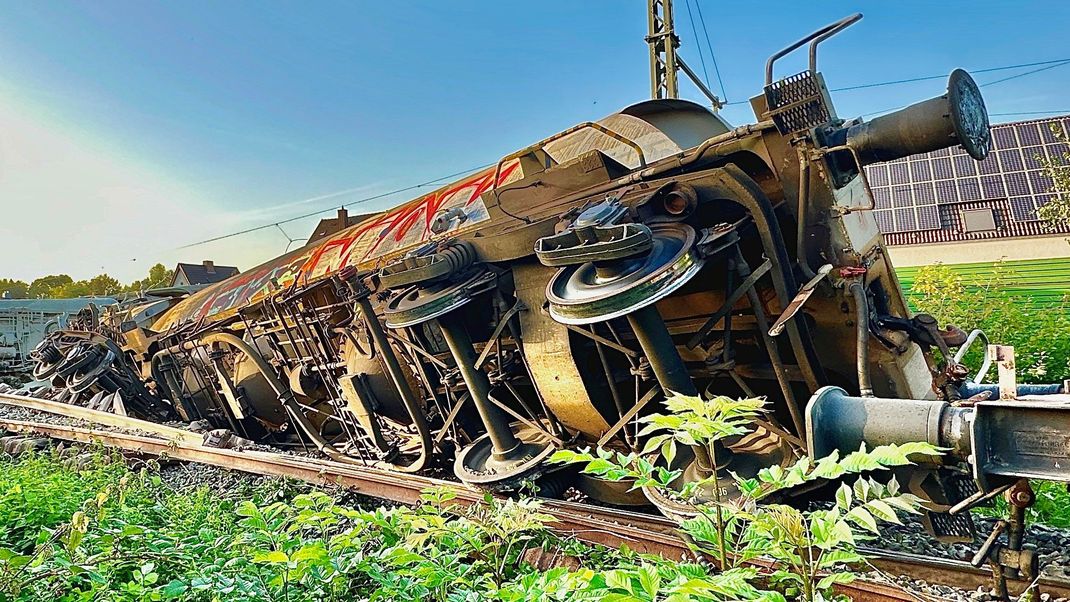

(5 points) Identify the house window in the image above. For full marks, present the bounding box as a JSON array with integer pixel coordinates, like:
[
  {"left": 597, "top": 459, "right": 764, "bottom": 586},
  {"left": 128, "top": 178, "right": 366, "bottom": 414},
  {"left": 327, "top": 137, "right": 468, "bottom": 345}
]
[{"left": 961, "top": 208, "right": 997, "bottom": 233}]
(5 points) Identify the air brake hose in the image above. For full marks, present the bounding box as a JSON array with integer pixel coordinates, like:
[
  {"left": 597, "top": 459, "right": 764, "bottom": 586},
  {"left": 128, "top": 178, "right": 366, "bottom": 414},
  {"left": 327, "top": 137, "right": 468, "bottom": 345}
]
[
  {"left": 712, "top": 165, "right": 826, "bottom": 393},
  {"left": 848, "top": 282, "right": 874, "bottom": 397}
]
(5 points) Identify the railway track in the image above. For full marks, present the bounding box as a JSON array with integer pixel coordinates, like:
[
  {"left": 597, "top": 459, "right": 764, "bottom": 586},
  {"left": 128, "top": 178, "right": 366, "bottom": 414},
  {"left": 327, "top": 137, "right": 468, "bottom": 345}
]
[{"left": 0, "top": 392, "right": 1064, "bottom": 601}]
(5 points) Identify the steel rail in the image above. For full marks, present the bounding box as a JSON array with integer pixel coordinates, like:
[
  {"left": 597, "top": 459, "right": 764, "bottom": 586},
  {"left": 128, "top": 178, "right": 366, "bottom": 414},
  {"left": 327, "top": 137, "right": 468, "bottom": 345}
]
[
  {"left": 0, "top": 393, "right": 202, "bottom": 444},
  {"left": 0, "top": 416, "right": 915, "bottom": 600},
  {"left": 2, "top": 393, "right": 1068, "bottom": 599}
]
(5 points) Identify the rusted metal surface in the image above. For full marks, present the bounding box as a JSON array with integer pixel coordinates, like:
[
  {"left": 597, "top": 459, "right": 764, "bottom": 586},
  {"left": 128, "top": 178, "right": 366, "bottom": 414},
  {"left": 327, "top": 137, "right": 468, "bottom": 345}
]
[
  {"left": 0, "top": 392, "right": 201, "bottom": 445},
  {"left": 863, "top": 548, "right": 1070, "bottom": 600}
]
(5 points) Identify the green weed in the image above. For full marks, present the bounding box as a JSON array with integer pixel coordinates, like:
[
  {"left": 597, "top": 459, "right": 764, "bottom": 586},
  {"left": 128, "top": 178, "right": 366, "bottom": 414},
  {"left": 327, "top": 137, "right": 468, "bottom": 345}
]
[
  {"left": 552, "top": 393, "right": 940, "bottom": 602},
  {"left": 0, "top": 449, "right": 760, "bottom": 601}
]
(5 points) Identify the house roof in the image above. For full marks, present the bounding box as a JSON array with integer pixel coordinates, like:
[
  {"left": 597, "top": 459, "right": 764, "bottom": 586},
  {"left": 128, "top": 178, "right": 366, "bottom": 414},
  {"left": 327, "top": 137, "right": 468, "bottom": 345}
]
[
  {"left": 172, "top": 262, "right": 239, "bottom": 286},
  {"left": 865, "top": 113, "right": 1070, "bottom": 245},
  {"left": 309, "top": 209, "right": 380, "bottom": 243}
]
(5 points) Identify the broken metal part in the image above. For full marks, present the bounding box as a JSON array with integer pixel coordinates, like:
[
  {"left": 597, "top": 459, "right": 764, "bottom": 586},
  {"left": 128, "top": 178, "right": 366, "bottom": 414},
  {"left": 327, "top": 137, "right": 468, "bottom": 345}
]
[
  {"left": 202, "top": 428, "right": 256, "bottom": 450},
  {"left": 768, "top": 263, "right": 832, "bottom": 337}
]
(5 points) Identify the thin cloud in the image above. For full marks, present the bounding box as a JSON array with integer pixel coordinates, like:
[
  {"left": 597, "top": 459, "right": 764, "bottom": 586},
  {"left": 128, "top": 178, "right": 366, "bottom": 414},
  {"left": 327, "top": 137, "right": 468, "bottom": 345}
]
[{"left": 217, "top": 181, "right": 391, "bottom": 224}]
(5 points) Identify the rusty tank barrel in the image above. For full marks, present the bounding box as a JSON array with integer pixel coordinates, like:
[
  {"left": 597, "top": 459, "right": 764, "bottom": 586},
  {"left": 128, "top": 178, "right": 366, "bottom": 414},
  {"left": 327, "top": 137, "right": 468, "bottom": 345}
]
[{"left": 826, "top": 69, "right": 991, "bottom": 164}]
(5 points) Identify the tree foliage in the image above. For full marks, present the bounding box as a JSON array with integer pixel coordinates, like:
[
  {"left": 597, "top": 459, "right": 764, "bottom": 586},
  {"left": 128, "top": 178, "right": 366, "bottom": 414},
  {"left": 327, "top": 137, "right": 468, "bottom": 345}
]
[
  {"left": 907, "top": 261, "right": 1070, "bottom": 382},
  {"left": 0, "top": 264, "right": 174, "bottom": 299},
  {"left": 1035, "top": 124, "right": 1070, "bottom": 225}
]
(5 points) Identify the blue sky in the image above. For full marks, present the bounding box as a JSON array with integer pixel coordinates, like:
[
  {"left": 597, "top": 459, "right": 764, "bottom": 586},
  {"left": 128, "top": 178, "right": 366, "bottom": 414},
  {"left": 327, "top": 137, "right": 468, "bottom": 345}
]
[{"left": 2, "top": 1, "right": 1068, "bottom": 282}]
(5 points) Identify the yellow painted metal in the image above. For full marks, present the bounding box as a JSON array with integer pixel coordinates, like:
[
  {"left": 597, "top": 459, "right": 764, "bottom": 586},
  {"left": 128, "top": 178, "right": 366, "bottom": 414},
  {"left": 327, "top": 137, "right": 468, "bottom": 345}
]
[{"left": 511, "top": 262, "right": 611, "bottom": 436}]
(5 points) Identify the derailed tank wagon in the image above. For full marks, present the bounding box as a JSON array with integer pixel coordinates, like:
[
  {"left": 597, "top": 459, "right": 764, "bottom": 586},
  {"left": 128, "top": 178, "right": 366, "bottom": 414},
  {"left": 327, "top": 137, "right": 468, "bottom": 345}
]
[{"left": 30, "top": 15, "right": 1070, "bottom": 565}]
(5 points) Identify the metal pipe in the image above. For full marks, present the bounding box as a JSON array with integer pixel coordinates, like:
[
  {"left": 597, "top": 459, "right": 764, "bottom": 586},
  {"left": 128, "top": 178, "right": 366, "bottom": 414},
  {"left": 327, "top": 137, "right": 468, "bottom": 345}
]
[
  {"left": 713, "top": 165, "right": 825, "bottom": 391},
  {"left": 594, "top": 337, "right": 629, "bottom": 435},
  {"left": 960, "top": 383, "right": 1063, "bottom": 398},
  {"left": 796, "top": 153, "right": 817, "bottom": 281},
  {"left": 435, "top": 313, "right": 522, "bottom": 459},
  {"left": 355, "top": 296, "right": 433, "bottom": 472},
  {"left": 849, "top": 282, "right": 873, "bottom": 397},
  {"left": 765, "top": 13, "right": 862, "bottom": 84},
  {"left": 626, "top": 305, "right": 697, "bottom": 397},
  {"left": 677, "top": 56, "right": 723, "bottom": 108},
  {"left": 807, "top": 13, "right": 863, "bottom": 74}
]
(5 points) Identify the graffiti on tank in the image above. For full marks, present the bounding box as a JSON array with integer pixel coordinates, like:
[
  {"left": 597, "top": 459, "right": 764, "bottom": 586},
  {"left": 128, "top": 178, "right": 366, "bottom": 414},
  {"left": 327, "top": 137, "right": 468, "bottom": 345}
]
[
  {"left": 301, "top": 160, "right": 520, "bottom": 280},
  {"left": 168, "top": 160, "right": 522, "bottom": 326},
  {"left": 186, "top": 249, "right": 313, "bottom": 322}
]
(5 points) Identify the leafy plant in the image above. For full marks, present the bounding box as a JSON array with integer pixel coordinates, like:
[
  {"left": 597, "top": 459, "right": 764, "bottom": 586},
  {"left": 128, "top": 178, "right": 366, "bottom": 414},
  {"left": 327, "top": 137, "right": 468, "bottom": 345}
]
[
  {"left": 1034, "top": 123, "right": 1070, "bottom": 226},
  {"left": 1, "top": 409, "right": 940, "bottom": 602},
  {"left": 552, "top": 393, "right": 941, "bottom": 602},
  {"left": 3, "top": 450, "right": 662, "bottom": 602},
  {"left": 907, "top": 261, "right": 1070, "bottom": 383}
]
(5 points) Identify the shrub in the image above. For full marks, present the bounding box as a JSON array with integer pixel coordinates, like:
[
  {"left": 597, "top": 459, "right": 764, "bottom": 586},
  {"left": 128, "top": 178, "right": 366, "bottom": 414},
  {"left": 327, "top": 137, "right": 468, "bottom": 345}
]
[
  {"left": 552, "top": 394, "right": 940, "bottom": 602},
  {"left": 907, "top": 261, "right": 1070, "bottom": 382}
]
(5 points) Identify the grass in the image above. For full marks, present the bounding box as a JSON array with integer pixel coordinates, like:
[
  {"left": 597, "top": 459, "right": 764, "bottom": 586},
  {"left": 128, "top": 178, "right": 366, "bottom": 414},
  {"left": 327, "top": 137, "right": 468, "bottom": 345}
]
[
  {"left": 974, "top": 481, "right": 1070, "bottom": 529},
  {"left": 0, "top": 448, "right": 740, "bottom": 602}
]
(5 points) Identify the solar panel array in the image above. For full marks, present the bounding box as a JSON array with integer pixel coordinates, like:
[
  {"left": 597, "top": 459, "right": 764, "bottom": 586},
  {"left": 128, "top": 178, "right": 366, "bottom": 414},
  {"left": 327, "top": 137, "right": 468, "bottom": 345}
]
[{"left": 864, "top": 115, "right": 1070, "bottom": 235}]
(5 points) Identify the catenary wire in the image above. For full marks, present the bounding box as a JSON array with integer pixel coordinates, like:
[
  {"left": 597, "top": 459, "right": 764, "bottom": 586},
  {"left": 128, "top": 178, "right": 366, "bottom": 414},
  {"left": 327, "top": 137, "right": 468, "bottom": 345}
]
[
  {"left": 860, "top": 59, "right": 1070, "bottom": 119},
  {"left": 175, "top": 162, "right": 494, "bottom": 250},
  {"left": 725, "top": 57, "right": 1070, "bottom": 106},
  {"left": 682, "top": 0, "right": 713, "bottom": 91},
  {"left": 173, "top": 59, "right": 1070, "bottom": 251},
  {"left": 693, "top": 0, "right": 728, "bottom": 102}
]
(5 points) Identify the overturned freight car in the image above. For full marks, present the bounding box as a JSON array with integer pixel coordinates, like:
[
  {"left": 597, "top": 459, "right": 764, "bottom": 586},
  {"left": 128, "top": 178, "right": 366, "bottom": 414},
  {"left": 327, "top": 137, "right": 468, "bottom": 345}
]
[{"left": 29, "top": 16, "right": 1070, "bottom": 574}]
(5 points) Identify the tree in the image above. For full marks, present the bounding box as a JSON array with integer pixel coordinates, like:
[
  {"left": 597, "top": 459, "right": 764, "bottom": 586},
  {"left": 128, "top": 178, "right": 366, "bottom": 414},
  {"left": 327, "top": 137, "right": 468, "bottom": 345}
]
[
  {"left": 27, "top": 274, "right": 73, "bottom": 298},
  {"left": 52, "top": 280, "right": 91, "bottom": 298},
  {"left": 86, "top": 274, "right": 121, "bottom": 296},
  {"left": 908, "top": 261, "right": 1070, "bottom": 382},
  {"left": 1036, "top": 124, "right": 1070, "bottom": 225},
  {"left": 8, "top": 263, "right": 174, "bottom": 300},
  {"left": 122, "top": 263, "right": 174, "bottom": 293},
  {"left": 0, "top": 279, "right": 29, "bottom": 299}
]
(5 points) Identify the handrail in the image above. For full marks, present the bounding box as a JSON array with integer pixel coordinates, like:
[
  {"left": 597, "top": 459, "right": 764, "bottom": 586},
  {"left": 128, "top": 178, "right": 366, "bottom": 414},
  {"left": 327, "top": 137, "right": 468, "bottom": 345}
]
[
  {"left": 765, "top": 13, "right": 862, "bottom": 85},
  {"left": 954, "top": 329, "right": 993, "bottom": 383}
]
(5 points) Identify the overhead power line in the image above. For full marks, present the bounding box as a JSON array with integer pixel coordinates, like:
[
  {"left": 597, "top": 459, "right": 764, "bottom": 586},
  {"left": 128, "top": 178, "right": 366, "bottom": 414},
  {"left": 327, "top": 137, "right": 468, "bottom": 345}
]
[
  {"left": 692, "top": 0, "right": 727, "bottom": 102},
  {"left": 725, "top": 57, "right": 1070, "bottom": 106},
  {"left": 860, "top": 58, "right": 1070, "bottom": 119},
  {"left": 174, "top": 58, "right": 1070, "bottom": 252},
  {"left": 176, "top": 162, "right": 494, "bottom": 250},
  {"left": 831, "top": 58, "right": 1070, "bottom": 92},
  {"left": 682, "top": 0, "right": 713, "bottom": 92},
  {"left": 980, "top": 59, "right": 1070, "bottom": 87}
]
